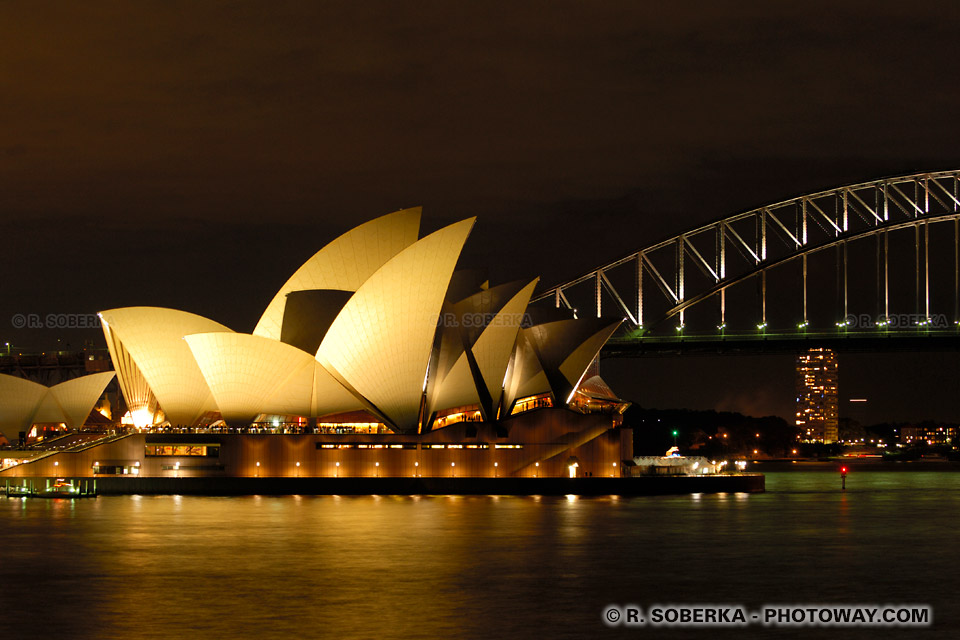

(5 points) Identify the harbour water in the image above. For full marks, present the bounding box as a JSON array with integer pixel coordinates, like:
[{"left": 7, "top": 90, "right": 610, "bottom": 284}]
[{"left": 2, "top": 471, "right": 958, "bottom": 639}]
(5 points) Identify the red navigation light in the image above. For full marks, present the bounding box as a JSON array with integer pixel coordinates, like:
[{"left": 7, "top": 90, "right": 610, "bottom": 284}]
[{"left": 840, "top": 466, "right": 848, "bottom": 475}]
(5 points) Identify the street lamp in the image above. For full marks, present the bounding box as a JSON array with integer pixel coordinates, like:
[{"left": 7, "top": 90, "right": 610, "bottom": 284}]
[
  {"left": 335, "top": 461, "right": 340, "bottom": 477},
  {"left": 494, "top": 461, "right": 498, "bottom": 478}
]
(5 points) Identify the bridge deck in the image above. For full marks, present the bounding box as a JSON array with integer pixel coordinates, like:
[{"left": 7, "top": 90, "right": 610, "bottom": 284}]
[{"left": 603, "top": 330, "right": 960, "bottom": 356}]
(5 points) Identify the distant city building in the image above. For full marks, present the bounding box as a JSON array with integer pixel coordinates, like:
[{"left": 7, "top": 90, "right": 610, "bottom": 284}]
[
  {"left": 900, "top": 424, "right": 957, "bottom": 446},
  {"left": 795, "top": 348, "right": 839, "bottom": 443},
  {"left": 899, "top": 426, "right": 923, "bottom": 445}
]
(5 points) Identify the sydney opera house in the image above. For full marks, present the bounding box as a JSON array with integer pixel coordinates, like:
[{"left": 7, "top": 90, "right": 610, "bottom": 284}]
[{"left": 1, "top": 209, "right": 632, "bottom": 483}]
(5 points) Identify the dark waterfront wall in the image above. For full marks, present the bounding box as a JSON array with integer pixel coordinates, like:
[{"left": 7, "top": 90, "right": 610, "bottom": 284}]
[{"left": 2, "top": 474, "right": 764, "bottom": 496}]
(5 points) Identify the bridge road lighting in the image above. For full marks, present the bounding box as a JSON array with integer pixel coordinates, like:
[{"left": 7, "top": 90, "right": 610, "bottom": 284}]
[{"left": 532, "top": 171, "right": 960, "bottom": 357}]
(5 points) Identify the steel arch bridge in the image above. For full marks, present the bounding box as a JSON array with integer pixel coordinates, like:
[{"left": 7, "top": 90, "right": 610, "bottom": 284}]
[{"left": 531, "top": 170, "right": 960, "bottom": 355}]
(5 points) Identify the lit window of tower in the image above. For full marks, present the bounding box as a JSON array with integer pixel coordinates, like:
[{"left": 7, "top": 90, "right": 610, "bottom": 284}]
[{"left": 795, "top": 348, "right": 838, "bottom": 443}]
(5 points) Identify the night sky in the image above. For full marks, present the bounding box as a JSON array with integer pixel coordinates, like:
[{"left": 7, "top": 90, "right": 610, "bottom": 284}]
[{"left": 3, "top": 1, "right": 960, "bottom": 424}]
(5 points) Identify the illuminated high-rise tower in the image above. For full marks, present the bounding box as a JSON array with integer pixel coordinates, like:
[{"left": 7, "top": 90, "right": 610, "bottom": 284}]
[{"left": 795, "top": 348, "right": 839, "bottom": 443}]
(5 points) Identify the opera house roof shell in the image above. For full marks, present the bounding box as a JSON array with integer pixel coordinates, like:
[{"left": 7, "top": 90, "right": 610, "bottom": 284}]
[
  {"left": 94, "top": 209, "right": 622, "bottom": 434},
  {"left": 0, "top": 372, "right": 116, "bottom": 442}
]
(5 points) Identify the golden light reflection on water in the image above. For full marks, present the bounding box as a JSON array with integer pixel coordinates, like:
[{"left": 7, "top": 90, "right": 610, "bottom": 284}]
[{"left": 1, "top": 473, "right": 960, "bottom": 639}]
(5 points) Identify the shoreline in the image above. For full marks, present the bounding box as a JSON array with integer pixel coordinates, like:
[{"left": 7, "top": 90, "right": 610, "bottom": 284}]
[
  {"left": 751, "top": 459, "right": 960, "bottom": 472},
  {"left": 3, "top": 474, "right": 765, "bottom": 497}
]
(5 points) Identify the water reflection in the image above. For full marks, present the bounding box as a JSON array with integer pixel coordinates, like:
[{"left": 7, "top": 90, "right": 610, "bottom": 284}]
[{"left": 1, "top": 472, "right": 959, "bottom": 639}]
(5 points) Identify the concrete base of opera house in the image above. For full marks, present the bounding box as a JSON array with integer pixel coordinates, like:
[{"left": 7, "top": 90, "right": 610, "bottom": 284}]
[{"left": 3, "top": 474, "right": 764, "bottom": 496}]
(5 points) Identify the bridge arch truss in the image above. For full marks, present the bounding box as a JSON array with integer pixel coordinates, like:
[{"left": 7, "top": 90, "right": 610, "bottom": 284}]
[{"left": 532, "top": 170, "right": 960, "bottom": 338}]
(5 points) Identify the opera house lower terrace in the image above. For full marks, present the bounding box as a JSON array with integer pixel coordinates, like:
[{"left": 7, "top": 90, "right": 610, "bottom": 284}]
[{"left": 1, "top": 209, "right": 654, "bottom": 492}]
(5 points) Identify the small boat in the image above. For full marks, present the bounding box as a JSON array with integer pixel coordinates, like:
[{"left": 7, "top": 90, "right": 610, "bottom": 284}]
[{"left": 33, "top": 480, "right": 96, "bottom": 498}]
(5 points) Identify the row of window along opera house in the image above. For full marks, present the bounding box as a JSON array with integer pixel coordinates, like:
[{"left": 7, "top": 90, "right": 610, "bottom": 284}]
[{"left": 0, "top": 210, "right": 631, "bottom": 480}]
